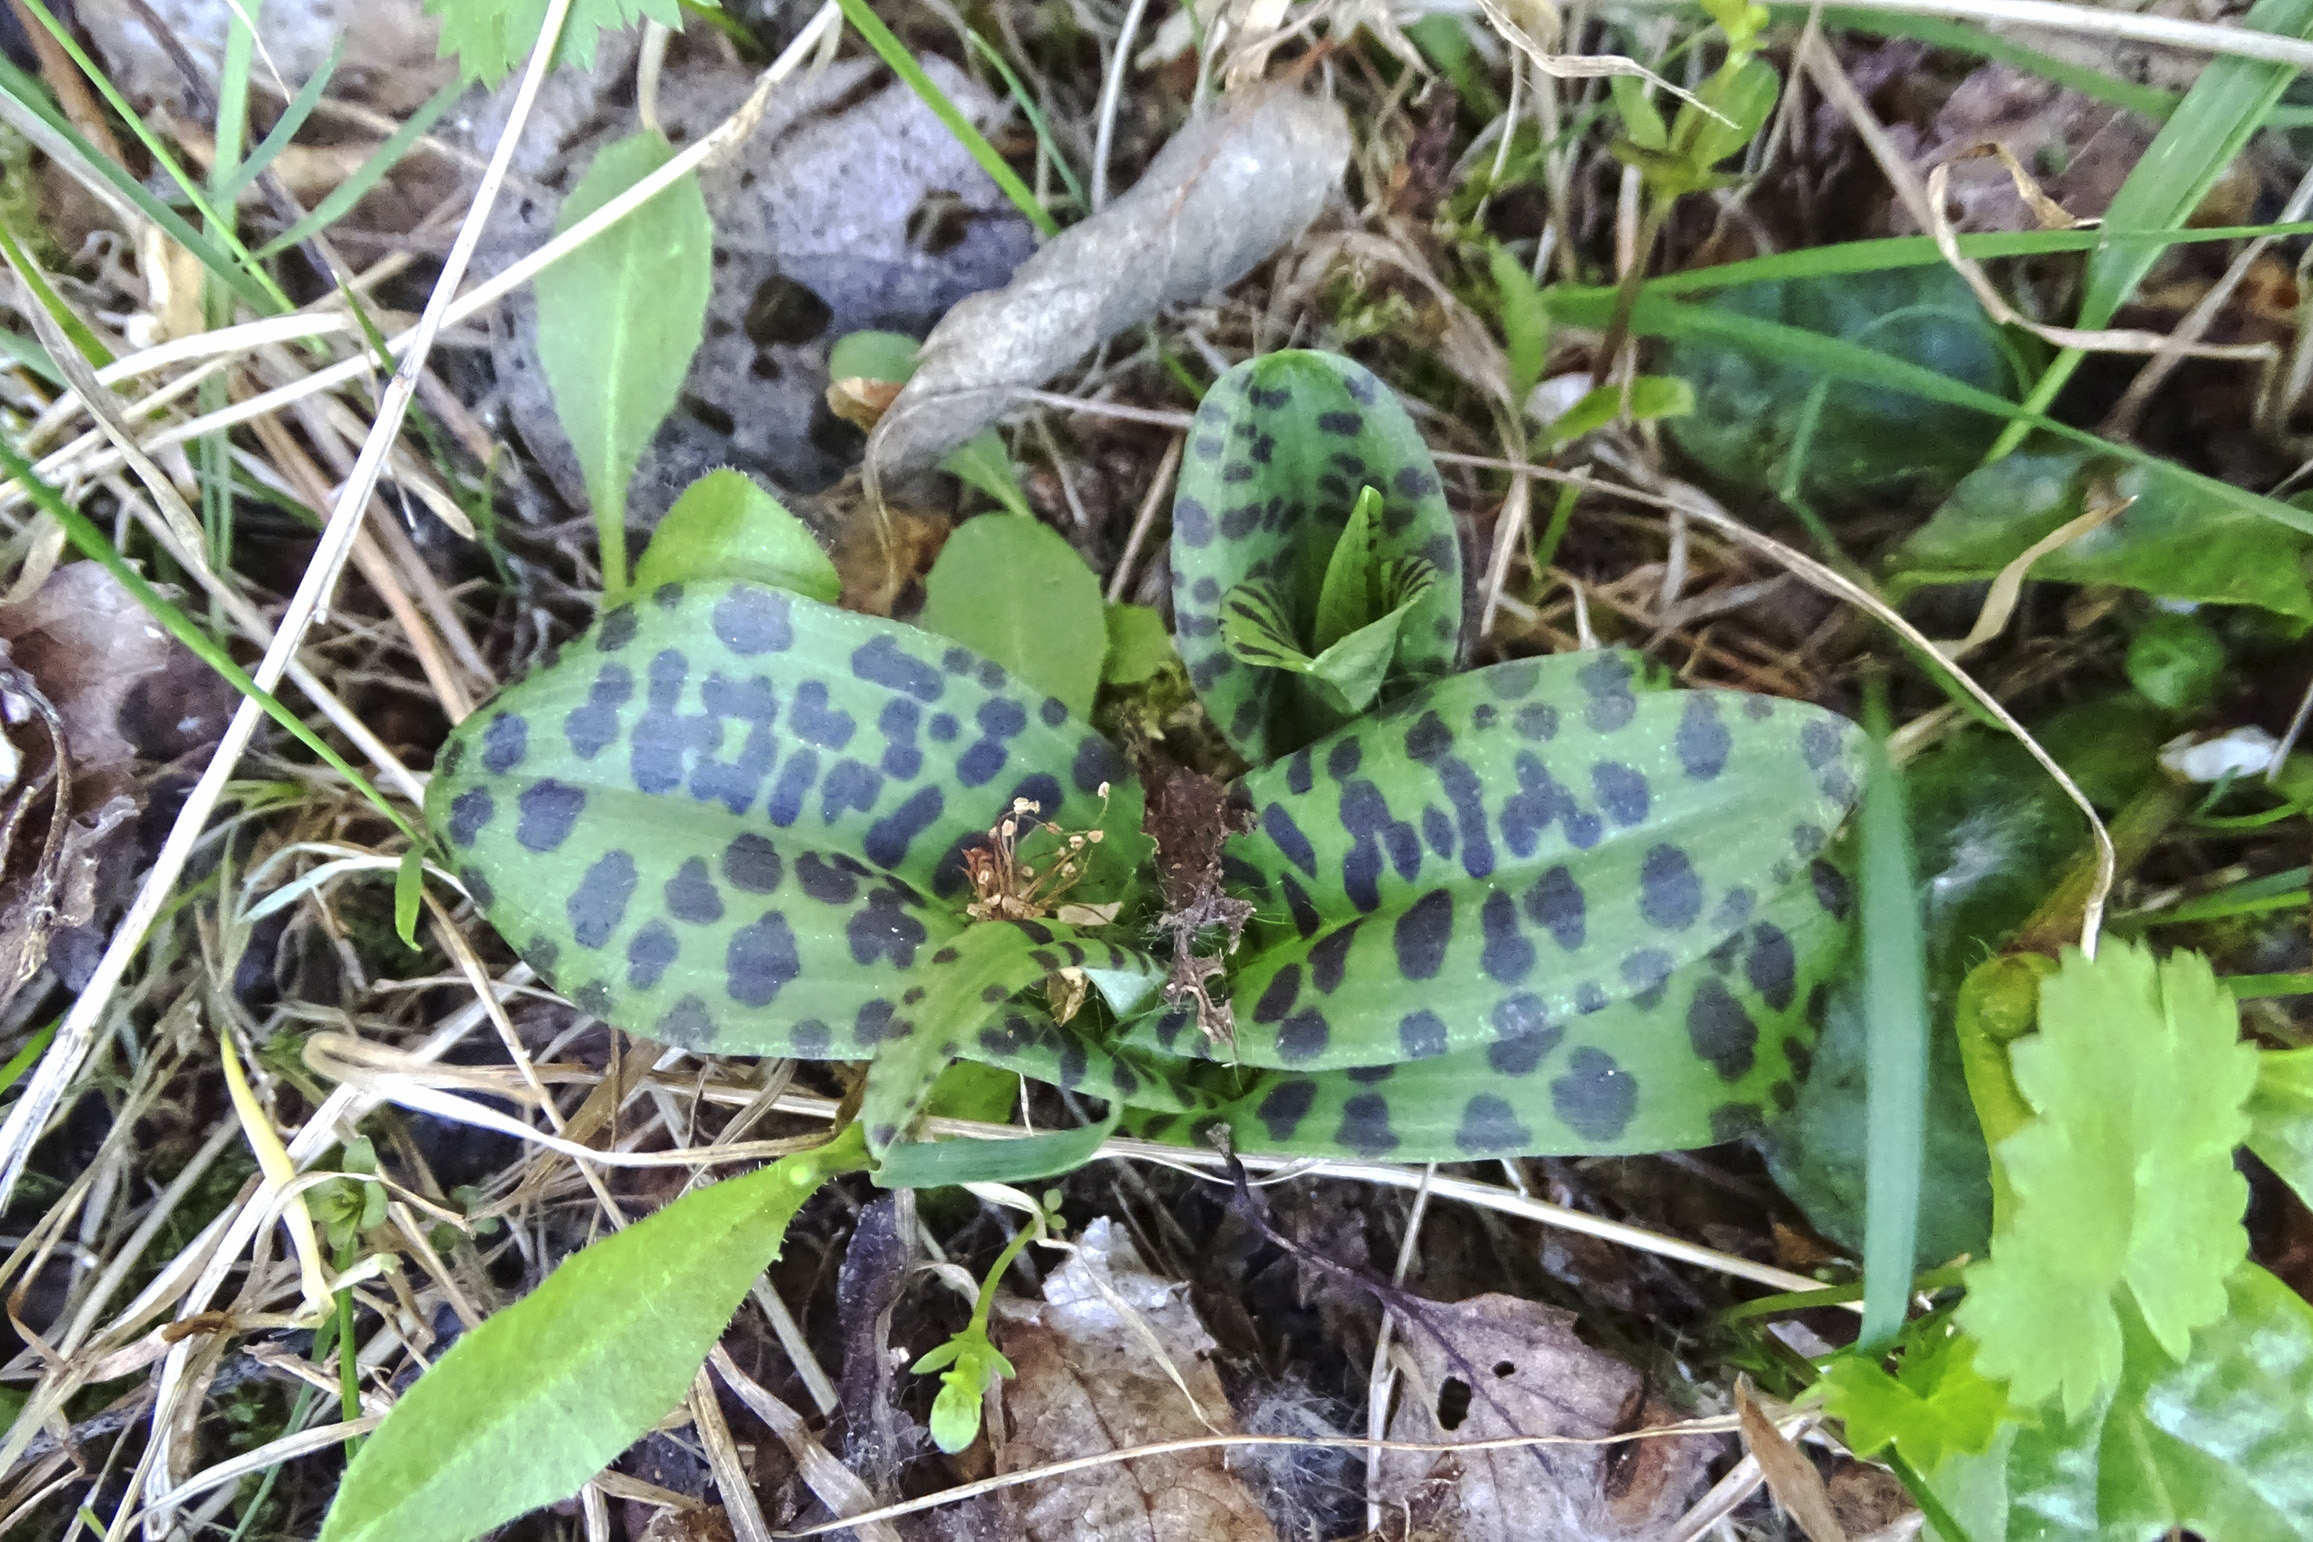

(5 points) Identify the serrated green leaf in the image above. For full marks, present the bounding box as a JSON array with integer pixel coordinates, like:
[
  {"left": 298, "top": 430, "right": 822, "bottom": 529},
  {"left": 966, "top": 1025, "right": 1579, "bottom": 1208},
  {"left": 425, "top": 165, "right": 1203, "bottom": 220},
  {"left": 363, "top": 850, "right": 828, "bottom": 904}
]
[
  {"left": 1823, "top": 1328, "right": 2011, "bottom": 1472},
  {"left": 424, "top": 0, "right": 703, "bottom": 84},
  {"left": 535, "top": 132, "right": 712, "bottom": 591},
  {"left": 1941, "top": 1264, "right": 2313, "bottom": 1542},
  {"left": 2247, "top": 1046, "right": 2313, "bottom": 1212},
  {"left": 318, "top": 1126, "right": 863, "bottom": 1542},
  {"left": 1958, "top": 942, "right": 2257, "bottom": 1418},
  {"left": 919, "top": 517, "right": 1107, "bottom": 719},
  {"left": 1171, "top": 351, "right": 1464, "bottom": 763},
  {"left": 635, "top": 470, "right": 840, "bottom": 602},
  {"left": 1102, "top": 603, "right": 1175, "bottom": 686}
]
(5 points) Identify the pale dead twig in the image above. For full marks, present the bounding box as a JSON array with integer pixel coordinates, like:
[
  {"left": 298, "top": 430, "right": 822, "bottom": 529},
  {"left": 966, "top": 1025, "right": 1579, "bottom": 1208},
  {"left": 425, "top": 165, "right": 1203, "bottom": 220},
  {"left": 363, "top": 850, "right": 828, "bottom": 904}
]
[
  {"left": 1104, "top": 433, "right": 1183, "bottom": 602},
  {"left": 1365, "top": 1162, "right": 1436, "bottom": 1534},
  {"left": 1092, "top": 0, "right": 1157, "bottom": 211}
]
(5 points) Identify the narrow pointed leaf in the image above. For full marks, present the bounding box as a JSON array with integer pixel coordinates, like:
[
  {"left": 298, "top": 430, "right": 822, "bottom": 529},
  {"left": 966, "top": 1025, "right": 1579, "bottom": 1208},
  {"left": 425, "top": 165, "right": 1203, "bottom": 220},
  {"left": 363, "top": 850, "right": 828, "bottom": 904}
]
[{"left": 319, "top": 1126, "right": 864, "bottom": 1542}]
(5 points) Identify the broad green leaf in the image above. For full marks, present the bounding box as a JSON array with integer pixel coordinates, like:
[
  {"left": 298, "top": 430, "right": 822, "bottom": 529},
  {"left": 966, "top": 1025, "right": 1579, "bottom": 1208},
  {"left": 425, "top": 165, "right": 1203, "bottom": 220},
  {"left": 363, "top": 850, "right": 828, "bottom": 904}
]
[
  {"left": 925, "top": 1059, "right": 1019, "bottom": 1125},
  {"left": 318, "top": 1125, "right": 863, "bottom": 1542},
  {"left": 424, "top": 0, "right": 703, "bottom": 83},
  {"left": 1119, "top": 652, "right": 1868, "bottom": 1157},
  {"left": 1958, "top": 943, "right": 2257, "bottom": 1418},
  {"left": 1171, "top": 351, "right": 1465, "bottom": 763},
  {"left": 1313, "top": 485, "right": 1392, "bottom": 651},
  {"left": 1893, "top": 443, "right": 2313, "bottom": 620},
  {"left": 635, "top": 470, "right": 840, "bottom": 603},
  {"left": 918, "top": 517, "right": 1107, "bottom": 720},
  {"left": 1822, "top": 1327, "right": 2010, "bottom": 1473},
  {"left": 1659, "top": 265, "right": 2026, "bottom": 508},
  {"left": 1102, "top": 603, "right": 1176, "bottom": 686},
  {"left": 2246, "top": 1046, "right": 2313, "bottom": 1212},
  {"left": 1937, "top": 1265, "right": 2313, "bottom": 1542},
  {"left": 1490, "top": 247, "right": 1550, "bottom": 402},
  {"left": 425, "top": 581, "right": 1147, "bottom": 1064},
  {"left": 534, "top": 132, "right": 712, "bottom": 587}
]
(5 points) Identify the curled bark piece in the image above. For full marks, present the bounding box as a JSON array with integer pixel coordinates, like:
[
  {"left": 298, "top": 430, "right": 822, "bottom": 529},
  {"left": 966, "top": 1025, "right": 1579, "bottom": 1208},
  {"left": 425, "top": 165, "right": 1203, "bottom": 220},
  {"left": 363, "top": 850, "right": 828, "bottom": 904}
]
[{"left": 868, "top": 87, "right": 1351, "bottom": 474}]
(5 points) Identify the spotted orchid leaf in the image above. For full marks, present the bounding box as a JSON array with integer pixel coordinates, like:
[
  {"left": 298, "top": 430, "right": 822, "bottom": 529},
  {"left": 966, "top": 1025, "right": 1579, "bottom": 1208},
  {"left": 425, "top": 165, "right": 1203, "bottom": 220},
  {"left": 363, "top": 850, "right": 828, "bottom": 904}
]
[
  {"left": 1172, "top": 351, "right": 1465, "bottom": 763},
  {"left": 854, "top": 919, "right": 1162, "bottom": 1157},
  {"left": 428, "top": 581, "right": 1146, "bottom": 1075},
  {"left": 1116, "top": 650, "right": 1868, "bottom": 1157}
]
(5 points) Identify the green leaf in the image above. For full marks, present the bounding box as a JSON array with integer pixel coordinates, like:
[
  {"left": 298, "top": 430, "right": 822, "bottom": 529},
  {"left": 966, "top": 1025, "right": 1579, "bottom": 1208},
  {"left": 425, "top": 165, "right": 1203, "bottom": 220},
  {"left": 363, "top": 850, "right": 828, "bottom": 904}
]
[
  {"left": 1680, "top": 55, "right": 1780, "bottom": 173},
  {"left": 1545, "top": 376, "right": 1698, "bottom": 443},
  {"left": 1123, "top": 651, "right": 1869, "bottom": 1157},
  {"left": 1822, "top": 1327, "right": 2011, "bottom": 1472},
  {"left": 940, "top": 429, "right": 1035, "bottom": 519},
  {"left": 1171, "top": 351, "right": 1464, "bottom": 763},
  {"left": 423, "top": 0, "right": 702, "bottom": 84},
  {"left": 1490, "top": 247, "right": 1550, "bottom": 402},
  {"left": 1658, "top": 265, "right": 2027, "bottom": 507},
  {"left": 1102, "top": 603, "right": 1176, "bottom": 686},
  {"left": 2125, "top": 610, "right": 2226, "bottom": 714},
  {"left": 877, "top": 1099, "right": 1123, "bottom": 1189},
  {"left": 424, "top": 582, "right": 1150, "bottom": 1064},
  {"left": 1943, "top": 1265, "right": 2313, "bottom": 1542},
  {"left": 1608, "top": 74, "right": 1670, "bottom": 152},
  {"left": 534, "top": 131, "right": 713, "bottom": 593},
  {"left": 1894, "top": 444, "right": 2313, "bottom": 620},
  {"left": 1957, "top": 942, "right": 2257, "bottom": 1418},
  {"left": 394, "top": 848, "right": 424, "bottom": 950},
  {"left": 914, "top": 1328, "right": 1015, "bottom": 1454},
  {"left": 2246, "top": 1047, "right": 2313, "bottom": 1212},
  {"left": 1220, "top": 571, "right": 1429, "bottom": 718},
  {"left": 827, "top": 329, "right": 922, "bottom": 384},
  {"left": 634, "top": 470, "right": 840, "bottom": 603},
  {"left": 319, "top": 1125, "right": 863, "bottom": 1542},
  {"left": 1313, "top": 485, "right": 1391, "bottom": 651},
  {"left": 924, "top": 1059, "right": 1019, "bottom": 1125},
  {"left": 918, "top": 517, "right": 1107, "bottom": 719}
]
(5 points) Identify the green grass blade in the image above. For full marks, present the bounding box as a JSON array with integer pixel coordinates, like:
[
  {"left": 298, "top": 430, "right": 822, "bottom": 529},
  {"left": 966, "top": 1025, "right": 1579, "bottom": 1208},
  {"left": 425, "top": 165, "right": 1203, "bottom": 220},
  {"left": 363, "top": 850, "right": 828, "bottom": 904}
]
[
  {"left": 210, "top": 0, "right": 257, "bottom": 201},
  {"left": 833, "top": 0, "right": 1060, "bottom": 237},
  {"left": 1859, "top": 680, "right": 1929, "bottom": 1352},
  {"left": 217, "top": 39, "right": 346, "bottom": 204},
  {"left": 254, "top": 78, "right": 461, "bottom": 258},
  {"left": 9, "top": 0, "right": 290, "bottom": 310},
  {"left": 0, "top": 1021, "right": 56, "bottom": 1100},
  {"left": 0, "top": 220, "right": 111, "bottom": 365},
  {"left": 0, "top": 436, "right": 419, "bottom": 842},
  {"left": 964, "top": 28, "right": 1088, "bottom": 214},
  {"left": 0, "top": 57, "right": 279, "bottom": 313},
  {"left": 1990, "top": 0, "right": 2313, "bottom": 456}
]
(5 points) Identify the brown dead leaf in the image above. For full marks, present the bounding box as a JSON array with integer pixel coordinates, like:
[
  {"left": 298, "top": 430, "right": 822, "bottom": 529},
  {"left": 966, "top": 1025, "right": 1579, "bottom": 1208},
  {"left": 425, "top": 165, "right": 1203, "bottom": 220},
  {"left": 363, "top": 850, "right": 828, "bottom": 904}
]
[
  {"left": 1375, "top": 1293, "right": 1711, "bottom": 1542},
  {"left": 989, "top": 1218, "right": 1277, "bottom": 1542},
  {"left": 1737, "top": 1379, "right": 1848, "bottom": 1542},
  {"left": 0, "top": 563, "right": 227, "bottom": 1010}
]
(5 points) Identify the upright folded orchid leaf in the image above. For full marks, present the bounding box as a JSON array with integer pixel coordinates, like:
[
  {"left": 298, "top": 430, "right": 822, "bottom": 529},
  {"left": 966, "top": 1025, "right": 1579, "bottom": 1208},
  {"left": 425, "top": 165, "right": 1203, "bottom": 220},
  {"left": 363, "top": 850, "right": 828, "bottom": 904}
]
[{"left": 1172, "top": 352, "right": 1465, "bottom": 763}]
